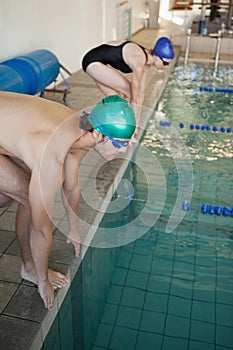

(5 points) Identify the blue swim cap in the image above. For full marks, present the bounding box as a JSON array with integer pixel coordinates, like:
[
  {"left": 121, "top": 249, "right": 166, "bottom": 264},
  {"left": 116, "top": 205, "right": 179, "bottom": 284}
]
[
  {"left": 151, "top": 37, "right": 175, "bottom": 59},
  {"left": 88, "top": 95, "right": 136, "bottom": 140}
]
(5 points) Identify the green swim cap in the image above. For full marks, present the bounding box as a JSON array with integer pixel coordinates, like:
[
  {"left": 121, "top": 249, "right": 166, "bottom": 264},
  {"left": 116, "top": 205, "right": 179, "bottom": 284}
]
[{"left": 88, "top": 95, "right": 136, "bottom": 139}]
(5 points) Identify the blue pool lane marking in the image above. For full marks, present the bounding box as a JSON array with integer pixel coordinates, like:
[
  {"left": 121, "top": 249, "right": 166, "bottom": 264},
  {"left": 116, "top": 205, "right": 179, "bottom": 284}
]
[
  {"left": 185, "top": 124, "right": 232, "bottom": 133},
  {"left": 159, "top": 121, "right": 232, "bottom": 134},
  {"left": 201, "top": 203, "right": 233, "bottom": 217},
  {"left": 199, "top": 86, "right": 233, "bottom": 93}
]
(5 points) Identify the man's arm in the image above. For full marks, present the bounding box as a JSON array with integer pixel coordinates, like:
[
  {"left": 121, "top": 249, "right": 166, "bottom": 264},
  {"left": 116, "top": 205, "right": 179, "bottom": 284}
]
[
  {"left": 29, "top": 159, "right": 64, "bottom": 310},
  {"left": 61, "top": 151, "right": 84, "bottom": 256}
]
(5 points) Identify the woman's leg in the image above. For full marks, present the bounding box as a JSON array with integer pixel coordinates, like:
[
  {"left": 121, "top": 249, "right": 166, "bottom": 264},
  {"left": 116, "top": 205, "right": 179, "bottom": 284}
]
[{"left": 86, "top": 62, "right": 132, "bottom": 100}]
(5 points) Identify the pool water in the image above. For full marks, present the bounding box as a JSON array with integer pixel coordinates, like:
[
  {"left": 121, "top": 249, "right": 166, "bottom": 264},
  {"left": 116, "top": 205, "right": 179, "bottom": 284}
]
[
  {"left": 43, "top": 63, "right": 233, "bottom": 350},
  {"left": 90, "top": 63, "right": 233, "bottom": 350},
  {"left": 142, "top": 62, "right": 233, "bottom": 239}
]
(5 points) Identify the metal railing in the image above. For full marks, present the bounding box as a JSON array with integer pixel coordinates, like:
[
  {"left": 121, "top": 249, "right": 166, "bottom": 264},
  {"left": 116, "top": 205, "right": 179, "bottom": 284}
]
[
  {"left": 214, "top": 30, "right": 222, "bottom": 77},
  {"left": 184, "top": 28, "right": 192, "bottom": 68},
  {"left": 116, "top": 1, "right": 132, "bottom": 40}
]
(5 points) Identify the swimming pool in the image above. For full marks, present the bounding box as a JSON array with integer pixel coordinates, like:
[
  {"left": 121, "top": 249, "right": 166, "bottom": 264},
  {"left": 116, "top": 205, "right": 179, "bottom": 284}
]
[{"left": 43, "top": 62, "right": 233, "bottom": 350}]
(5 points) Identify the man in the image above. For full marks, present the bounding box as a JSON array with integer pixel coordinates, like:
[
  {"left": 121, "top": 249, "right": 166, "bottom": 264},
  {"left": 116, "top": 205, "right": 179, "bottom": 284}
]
[{"left": 0, "top": 92, "right": 136, "bottom": 310}]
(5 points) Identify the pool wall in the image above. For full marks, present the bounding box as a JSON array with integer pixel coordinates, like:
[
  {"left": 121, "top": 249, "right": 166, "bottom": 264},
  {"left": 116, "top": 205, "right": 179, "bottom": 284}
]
[{"left": 42, "top": 244, "right": 121, "bottom": 350}]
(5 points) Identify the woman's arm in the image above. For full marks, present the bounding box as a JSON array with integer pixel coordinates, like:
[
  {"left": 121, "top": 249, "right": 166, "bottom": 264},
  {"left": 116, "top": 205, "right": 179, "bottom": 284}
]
[{"left": 126, "top": 44, "right": 149, "bottom": 125}]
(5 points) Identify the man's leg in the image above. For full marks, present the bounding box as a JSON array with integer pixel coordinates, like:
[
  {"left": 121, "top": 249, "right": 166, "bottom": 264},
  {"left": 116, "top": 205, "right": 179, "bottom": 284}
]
[{"left": 0, "top": 155, "right": 69, "bottom": 288}]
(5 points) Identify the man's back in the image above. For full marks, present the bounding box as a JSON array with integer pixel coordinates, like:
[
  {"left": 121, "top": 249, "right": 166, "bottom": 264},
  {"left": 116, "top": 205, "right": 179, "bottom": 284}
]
[{"left": 0, "top": 92, "right": 78, "bottom": 169}]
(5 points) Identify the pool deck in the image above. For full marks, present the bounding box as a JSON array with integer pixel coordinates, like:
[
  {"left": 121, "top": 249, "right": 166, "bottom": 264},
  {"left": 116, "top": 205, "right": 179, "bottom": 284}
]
[{"left": 0, "top": 15, "right": 232, "bottom": 350}]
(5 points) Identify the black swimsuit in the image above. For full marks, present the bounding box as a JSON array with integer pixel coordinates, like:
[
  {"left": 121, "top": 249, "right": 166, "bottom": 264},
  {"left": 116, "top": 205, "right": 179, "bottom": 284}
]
[{"left": 82, "top": 41, "right": 148, "bottom": 73}]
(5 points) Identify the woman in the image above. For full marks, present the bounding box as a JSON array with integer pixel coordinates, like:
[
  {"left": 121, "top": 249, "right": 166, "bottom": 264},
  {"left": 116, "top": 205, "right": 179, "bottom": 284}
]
[{"left": 82, "top": 36, "right": 175, "bottom": 121}]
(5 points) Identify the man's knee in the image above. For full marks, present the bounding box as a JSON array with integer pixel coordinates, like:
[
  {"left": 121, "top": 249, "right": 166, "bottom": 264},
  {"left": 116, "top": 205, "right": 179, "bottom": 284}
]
[{"left": 0, "top": 193, "right": 14, "bottom": 208}]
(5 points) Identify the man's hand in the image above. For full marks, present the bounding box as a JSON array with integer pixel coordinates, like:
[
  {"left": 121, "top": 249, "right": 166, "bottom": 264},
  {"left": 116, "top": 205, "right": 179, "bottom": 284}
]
[{"left": 66, "top": 232, "right": 81, "bottom": 257}]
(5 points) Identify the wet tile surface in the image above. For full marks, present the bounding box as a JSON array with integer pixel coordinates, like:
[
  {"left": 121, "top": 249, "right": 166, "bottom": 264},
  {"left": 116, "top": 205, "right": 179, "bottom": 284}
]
[
  {"left": 0, "top": 315, "right": 40, "bottom": 350},
  {"left": 0, "top": 229, "right": 16, "bottom": 253},
  {"left": 3, "top": 284, "right": 46, "bottom": 322}
]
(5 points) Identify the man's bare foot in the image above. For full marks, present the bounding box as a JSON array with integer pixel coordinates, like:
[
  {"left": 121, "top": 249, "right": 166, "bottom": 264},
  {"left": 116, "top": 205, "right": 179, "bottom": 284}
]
[
  {"left": 38, "top": 279, "right": 55, "bottom": 310},
  {"left": 48, "top": 269, "right": 69, "bottom": 288},
  {"left": 20, "top": 265, "right": 69, "bottom": 288}
]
